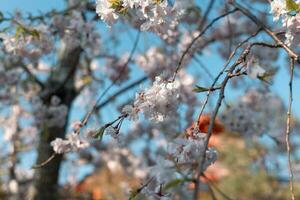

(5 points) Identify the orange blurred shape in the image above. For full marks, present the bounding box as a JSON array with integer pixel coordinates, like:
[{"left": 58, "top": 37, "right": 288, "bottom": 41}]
[
  {"left": 75, "top": 179, "right": 102, "bottom": 200},
  {"left": 197, "top": 114, "right": 224, "bottom": 134},
  {"left": 187, "top": 163, "right": 229, "bottom": 190},
  {"left": 201, "top": 163, "right": 229, "bottom": 183},
  {"left": 186, "top": 114, "right": 225, "bottom": 147}
]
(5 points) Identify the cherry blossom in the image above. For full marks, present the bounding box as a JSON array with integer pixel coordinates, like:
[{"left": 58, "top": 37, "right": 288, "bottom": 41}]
[
  {"left": 51, "top": 133, "right": 90, "bottom": 154},
  {"left": 122, "top": 76, "right": 180, "bottom": 122}
]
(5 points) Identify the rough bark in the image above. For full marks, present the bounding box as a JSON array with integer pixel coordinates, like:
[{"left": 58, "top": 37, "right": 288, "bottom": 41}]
[{"left": 29, "top": 46, "right": 82, "bottom": 200}]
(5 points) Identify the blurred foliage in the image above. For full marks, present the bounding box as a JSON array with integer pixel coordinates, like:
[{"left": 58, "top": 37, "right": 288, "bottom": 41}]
[{"left": 201, "top": 133, "right": 300, "bottom": 200}]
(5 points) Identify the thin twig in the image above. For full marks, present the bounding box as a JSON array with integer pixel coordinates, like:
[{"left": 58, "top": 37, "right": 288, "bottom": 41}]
[
  {"left": 207, "top": 183, "right": 218, "bottom": 200},
  {"left": 193, "top": 45, "right": 253, "bottom": 199},
  {"left": 172, "top": 9, "right": 238, "bottom": 81},
  {"left": 31, "top": 153, "right": 56, "bottom": 169},
  {"left": 230, "top": 1, "right": 300, "bottom": 63},
  {"left": 19, "top": 63, "right": 45, "bottom": 89},
  {"left": 198, "top": 0, "right": 216, "bottom": 30},
  {"left": 192, "top": 55, "right": 214, "bottom": 80},
  {"left": 286, "top": 58, "right": 295, "bottom": 200},
  {"left": 96, "top": 76, "right": 147, "bottom": 109},
  {"left": 80, "top": 31, "right": 140, "bottom": 127},
  {"left": 195, "top": 28, "right": 262, "bottom": 130}
]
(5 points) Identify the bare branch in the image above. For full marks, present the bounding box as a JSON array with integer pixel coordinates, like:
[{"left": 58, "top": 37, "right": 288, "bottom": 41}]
[
  {"left": 286, "top": 58, "right": 295, "bottom": 200},
  {"left": 230, "top": 1, "right": 300, "bottom": 63},
  {"left": 96, "top": 76, "right": 147, "bottom": 109},
  {"left": 32, "top": 153, "right": 56, "bottom": 169}
]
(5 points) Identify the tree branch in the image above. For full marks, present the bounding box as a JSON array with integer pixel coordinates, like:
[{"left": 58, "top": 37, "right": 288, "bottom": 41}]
[
  {"left": 230, "top": 1, "right": 300, "bottom": 63},
  {"left": 286, "top": 58, "right": 295, "bottom": 200},
  {"left": 96, "top": 76, "right": 147, "bottom": 110}
]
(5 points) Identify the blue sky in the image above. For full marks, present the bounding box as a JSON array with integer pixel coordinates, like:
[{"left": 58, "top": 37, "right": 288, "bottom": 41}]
[{"left": 0, "top": 0, "right": 64, "bottom": 13}]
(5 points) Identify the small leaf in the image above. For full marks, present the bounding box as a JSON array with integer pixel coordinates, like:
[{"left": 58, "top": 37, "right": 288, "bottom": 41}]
[
  {"left": 163, "top": 178, "right": 190, "bottom": 191},
  {"left": 93, "top": 126, "right": 106, "bottom": 141},
  {"left": 286, "top": 0, "right": 300, "bottom": 12},
  {"left": 81, "top": 75, "right": 92, "bottom": 86},
  {"left": 128, "top": 188, "right": 140, "bottom": 200},
  {"left": 193, "top": 85, "right": 210, "bottom": 93},
  {"left": 257, "top": 68, "right": 277, "bottom": 84}
]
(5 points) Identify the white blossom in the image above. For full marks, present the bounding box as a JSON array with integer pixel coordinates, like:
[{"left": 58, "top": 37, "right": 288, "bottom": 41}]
[
  {"left": 269, "top": 0, "right": 300, "bottom": 46},
  {"left": 150, "top": 156, "right": 176, "bottom": 184},
  {"left": 95, "top": 0, "right": 191, "bottom": 41},
  {"left": 95, "top": 0, "right": 120, "bottom": 26},
  {"left": 122, "top": 105, "right": 139, "bottom": 121},
  {"left": 71, "top": 120, "right": 83, "bottom": 132},
  {"left": 0, "top": 25, "right": 53, "bottom": 59},
  {"left": 51, "top": 133, "right": 90, "bottom": 154},
  {"left": 123, "top": 76, "right": 180, "bottom": 122},
  {"left": 270, "top": 0, "right": 286, "bottom": 22},
  {"left": 167, "top": 133, "right": 217, "bottom": 170},
  {"left": 246, "top": 57, "right": 266, "bottom": 79}
]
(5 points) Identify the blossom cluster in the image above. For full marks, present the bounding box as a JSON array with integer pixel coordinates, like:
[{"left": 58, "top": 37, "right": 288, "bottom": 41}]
[
  {"left": 95, "top": 0, "right": 193, "bottom": 40},
  {"left": 52, "top": 10, "right": 101, "bottom": 54},
  {"left": 122, "top": 76, "right": 180, "bottom": 122},
  {"left": 167, "top": 134, "right": 217, "bottom": 170},
  {"left": 0, "top": 25, "right": 53, "bottom": 60},
  {"left": 270, "top": 0, "right": 300, "bottom": 46},
  {"left": 142, "top": 133, "right": 217, "bottom": 199},
  {"left": 51, "top": 133, "right": 90, "bottom": 154},
  {"left": 134, "top": 48, "right": 197, "bottom": 124}
]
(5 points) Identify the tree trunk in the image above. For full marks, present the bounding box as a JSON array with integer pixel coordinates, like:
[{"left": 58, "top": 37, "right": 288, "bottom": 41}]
[{"left": 29, "top": 47, "right": 82, "bottom": 200}]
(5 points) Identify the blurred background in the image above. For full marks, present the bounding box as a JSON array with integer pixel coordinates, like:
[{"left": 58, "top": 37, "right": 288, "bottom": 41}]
[{"left": 1, "top": 0, "right": 300, "bottom": 199}]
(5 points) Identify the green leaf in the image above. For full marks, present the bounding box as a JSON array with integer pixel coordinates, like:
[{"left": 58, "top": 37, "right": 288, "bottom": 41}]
[
  {"left": 128, "top": 188, "right": 140, "bottom": 200},
  {"left": 109, "top": 0, "right": 122, "bottom": 8},
  {"left": 80, "top": 75, "right": 92, "bottom": 86},
  {"left": 257, "top": 69, "right": 278, "bottom": 84},
  {"left": 93, "top": 126, "right": 106, "bottom": 141},
  {"left": 286, "top": 0, "right": 300, "bottom": 12},
  {"left": 163, "top": 178, "right": 190, "bottom": 191},
  {"left": 193, "top": 85, "right": 210, "bottom": 93}
]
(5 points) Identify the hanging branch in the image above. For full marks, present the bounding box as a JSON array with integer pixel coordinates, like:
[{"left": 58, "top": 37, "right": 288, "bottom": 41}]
[{"left": 286, "top": 58, "right": 295, "bottom": 200}]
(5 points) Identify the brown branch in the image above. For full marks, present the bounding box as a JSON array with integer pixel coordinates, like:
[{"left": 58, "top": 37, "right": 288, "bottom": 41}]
[
  {"left": 31, "top": 153, "right": 56, "bottom": 169},
  {"left": 193, "top": 39, "right": 286, "bottom": 199},
  {"left": 96, "top": 76, "right": 147, "bottom": 109},
  {"left": 193, "top": 45, "right": 254, "bottom": 199},
  {"left": 198, "top": 0, "right": 216, "bottom": 30},
  {"left": 286, "top": 58, "right": 295, "bottom": 200},
  {"left": 193, "top": 62, "right": 240, "bottom": 200},
  {"left": 195, "top": 28, "right": 262, "bottom": 130},
  {"left": 19, "top": 63, "right": 45, "bottom": 89},
  {"left": 230, "top": 1, "right": 300, "bottom": 63},
  {"left": 207, "top": 183, "right": 218, "bottom": 200}
]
